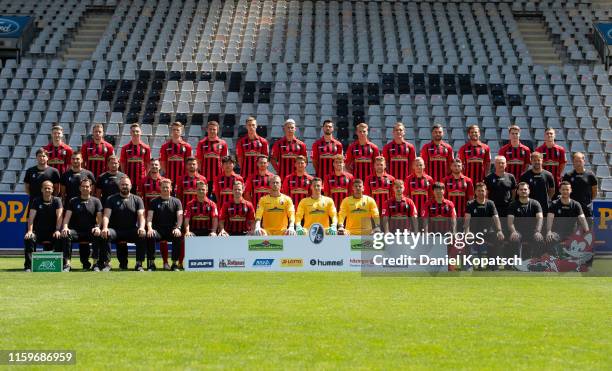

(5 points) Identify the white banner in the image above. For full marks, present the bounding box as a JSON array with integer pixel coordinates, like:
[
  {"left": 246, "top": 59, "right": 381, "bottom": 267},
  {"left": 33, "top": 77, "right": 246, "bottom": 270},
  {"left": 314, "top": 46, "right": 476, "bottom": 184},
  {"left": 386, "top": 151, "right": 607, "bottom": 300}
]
[{"left": 184, "top": 235, "right": 448, "bottom": 272}]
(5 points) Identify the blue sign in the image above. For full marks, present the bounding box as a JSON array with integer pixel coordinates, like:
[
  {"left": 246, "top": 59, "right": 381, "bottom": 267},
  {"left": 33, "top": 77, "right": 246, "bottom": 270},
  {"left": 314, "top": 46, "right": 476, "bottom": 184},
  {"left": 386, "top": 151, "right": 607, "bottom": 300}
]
[
  {"left": 595, "top": 23, "right": 612, "bottom": 45},
  {"left": 0, "top": 193, "right": 29, "bottom": 249},
  {"left": 593, "top": 200, "right": 612, "bottom": 254}
]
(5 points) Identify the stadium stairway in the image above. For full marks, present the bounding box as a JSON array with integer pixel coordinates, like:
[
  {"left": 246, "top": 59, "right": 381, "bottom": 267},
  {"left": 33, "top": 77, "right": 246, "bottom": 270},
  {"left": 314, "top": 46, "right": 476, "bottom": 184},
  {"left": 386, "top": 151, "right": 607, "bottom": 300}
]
[
  {"left": 62, "top": 10, "right": 114, "bottom": 61},
  {"left": 517, "top": 19, "right": 563, "bottom": 65}
]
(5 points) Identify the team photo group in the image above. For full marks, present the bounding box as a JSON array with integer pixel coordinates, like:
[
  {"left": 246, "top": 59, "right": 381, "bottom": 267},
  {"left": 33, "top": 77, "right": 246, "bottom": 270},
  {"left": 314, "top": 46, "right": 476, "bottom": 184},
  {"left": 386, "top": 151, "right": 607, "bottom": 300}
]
[{"left": 23, "top": 115, "right": 597, "bottom": 272}]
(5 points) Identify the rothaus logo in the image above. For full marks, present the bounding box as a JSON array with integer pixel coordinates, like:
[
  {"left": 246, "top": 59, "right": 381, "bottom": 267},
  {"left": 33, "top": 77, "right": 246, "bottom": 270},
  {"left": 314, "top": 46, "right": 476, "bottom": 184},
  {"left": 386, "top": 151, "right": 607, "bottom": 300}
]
[
  {"left": 309, "top": 259, "right": 344, "bottom": 266},
  {"left": 219, "top": 259, "right": 245, "bottom": 268},
  {"left": 188, "top": 259, "right": 214, "bottom": 268},
  {"left": 0, "top": 19, "right": 20, "bottom": 34},
  {"left": 252, "top": 258, "right": 274, "bottom": 267}
]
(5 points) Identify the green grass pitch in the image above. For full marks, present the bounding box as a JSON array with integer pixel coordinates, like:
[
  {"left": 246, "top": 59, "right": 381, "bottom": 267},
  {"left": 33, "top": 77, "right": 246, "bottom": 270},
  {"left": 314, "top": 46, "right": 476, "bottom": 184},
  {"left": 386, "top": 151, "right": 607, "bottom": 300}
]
[{"left": 1, "top": 256, "right": 611, "bottom": 369}]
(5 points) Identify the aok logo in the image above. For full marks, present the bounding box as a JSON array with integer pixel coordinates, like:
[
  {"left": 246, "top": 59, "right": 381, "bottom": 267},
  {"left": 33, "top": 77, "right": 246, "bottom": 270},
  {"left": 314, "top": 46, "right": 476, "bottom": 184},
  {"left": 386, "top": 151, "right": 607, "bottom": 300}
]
[
  {"left": 0, "top": 200, "right": 28, "bottom": 223},
  {"left": 37, "top": 261, "right": 56, "bottom": 270},
  {"left": 0, "top": 19, "right": 20, "bottom": 34}
]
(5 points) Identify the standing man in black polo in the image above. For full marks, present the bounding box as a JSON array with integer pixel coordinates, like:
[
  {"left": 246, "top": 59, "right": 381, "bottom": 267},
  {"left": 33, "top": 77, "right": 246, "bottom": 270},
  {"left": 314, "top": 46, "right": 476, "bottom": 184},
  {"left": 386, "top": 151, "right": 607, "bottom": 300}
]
[
  {"left": 146, "top": 179, "right": 184, "bottom": 271},
  {"left": 60, "top": 152, "right": 96, "bottom": 205},
  {"left": 484, "top": 155, "right": 517, "bottom": 218},
  {"left": 60, "top": 178, "right": 103, "bottom": 271},
  {"left": 23, "top": 180, "right": 64, "bottom": 272},
  {"left": 24, "top": 148, "right": 61, "bottom": 201},
  {"left": 96, "top": 155, "right": 126, "bottom": 205},
  {"left": 100, "top": 176, "right": 147, "bottom": 271},
  {"left": 508, "top": 182, "right": 544, "bottom": 261},
  {"left": 562, "top": 152, "right": 598, "bottom": 220},
  {"left": 520, "top": 152, "right": 555, "bottom": 215}
]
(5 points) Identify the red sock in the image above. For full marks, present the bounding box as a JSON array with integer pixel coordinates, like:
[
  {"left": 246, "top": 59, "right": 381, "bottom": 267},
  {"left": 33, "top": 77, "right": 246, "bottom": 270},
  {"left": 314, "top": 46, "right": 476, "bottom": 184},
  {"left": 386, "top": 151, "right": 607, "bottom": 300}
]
[{"left": 160, "top": 241, "right": 169, "bottom": 264}]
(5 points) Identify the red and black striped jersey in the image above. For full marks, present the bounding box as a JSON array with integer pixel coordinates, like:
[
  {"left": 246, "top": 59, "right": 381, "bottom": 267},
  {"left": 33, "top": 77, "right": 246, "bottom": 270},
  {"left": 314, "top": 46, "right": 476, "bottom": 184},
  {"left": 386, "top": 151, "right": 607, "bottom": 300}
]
[
  {"left": 236, "top": 135, "right": 269, "bottom": 180},
  {"left": 345, "top": 140, "right": 380, "bottom": 181},
  {"left": 382, "top": 196, "right": 418, "bottom": 232},
  {"left": 311, "top": 137, "right": 343, "bottom": 179},
  {"left": 220, "top": 199, "right": 255, "bottom": 235},
  {"left": 159, "top": 139, "right": 192, "bottom": 185},
  {"left": 139, "top": 174, "right": 167, "bottom": 210},
  {"left": 364, "top": 173, "right": 396, "bottom": 213},
  {"left": 176, "top": 173, "right": 207, "bottom": 208},
  {"left": 323, "top": 172, "right": 354, "bottom": 210},
  {"left": 442, "top": 174, "right": 475, "bottom": 218},
  {"left": 196, "top": 137, "right": 228, "bottom": 183},
  {"left": 458, "top": 142, "right": 490, "bottom": 184},
  {"left": 420, "top": 141, "right": 454, "bottom": 182},
  {"left": 213, "top": 172, "right": 245, "bottom": 209},
  {"left": 43, "top": 142, "right": 73, "bottom": 175},
  {"left": 382, "top": 140, "right": 416, "bottom": 182},
  {"left": 535, "top": 143, "right": 566, "bottom": 186},
  {"left": 271, "top": 137, "right": 308, "bottom": 180},
  {"left": 281, "top": 173, "right": 314, "bottom": 207},
  {"left": 424, "top": 198, "right": 456, "bottom": 233},
  {"left": 120, "top": 141, "right": 151, "bottom": 191},
  {"left": 81, "top": 140, "right": 114, "bottom": 179},
  {"left": 404, "top": 173, "right": 434, "bottom": 217},
  {"left": 185, "top": 198, "right": 218, "bottom": 232},
  {"left": 498, "top": 143, "right": 531, "bottom": 182},
  {"left": 245, "top": 171, "right": 274, "bottom": 207}
]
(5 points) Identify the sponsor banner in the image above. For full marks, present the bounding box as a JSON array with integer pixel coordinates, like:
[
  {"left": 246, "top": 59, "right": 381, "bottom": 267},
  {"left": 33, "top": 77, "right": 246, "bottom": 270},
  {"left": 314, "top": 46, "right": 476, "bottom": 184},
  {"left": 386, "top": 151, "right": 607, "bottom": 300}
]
[
  {"left": 32, "top": 252, "right": 62, "bottom": 272},
  {"left": 184, "top": 236, "right": 447, "bottom": 272},
  {"left": 0, "top": 193, "right": 29, "bottom": 249},
  {"left": 594, "top": 23, "right": 612, "bottom": 45},
  {"left": 593, "top": 200, "right": 612, "bottom": 254},
  {"left": 0, "top": 16, "right": 32, "bottom": 38}
]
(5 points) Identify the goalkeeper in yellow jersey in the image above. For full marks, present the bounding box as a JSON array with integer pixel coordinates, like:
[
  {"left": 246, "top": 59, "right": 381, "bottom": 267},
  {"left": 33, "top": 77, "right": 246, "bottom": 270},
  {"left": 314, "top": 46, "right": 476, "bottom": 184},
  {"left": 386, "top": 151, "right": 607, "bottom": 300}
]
[
  {"left": 254, "top": 175, "right": 296, "bottom": 236},
  {"left": 295, "top": 177, "right": 338, "bottom": 235},
  {"left": 337, "top": 179, "right": 381, "bottom": 235}
]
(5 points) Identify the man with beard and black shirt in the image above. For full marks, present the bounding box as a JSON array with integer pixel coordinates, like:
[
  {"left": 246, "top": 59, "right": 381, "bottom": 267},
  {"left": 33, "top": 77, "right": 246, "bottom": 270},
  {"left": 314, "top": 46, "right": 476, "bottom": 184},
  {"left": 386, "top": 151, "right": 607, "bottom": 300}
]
[
  {"left": 100, "top": 176, "right": 146, "bottom": 271},
  {"left": 562, "top": 152, "right": 598, "bottom": 219},
  {"left": 24, "top": 148, "right": 60, "bottom": 201},
  {"left": 146, "top": 179, "right": 183, "bottom": 271},
  {"left": 520, "top": 152, "right": 555, "bottom": 215},
  {"left": 484, "top": 155, "right": 516, "bottom": 218},
  {"left": 60, "top": 178, "right": 103, "bottom": 271},
  {"left": 23, "top": 181, "right": 64, "bottom": 272},
  {"left": 60, "top": 152, "right": 96, "bottom": 205},
  {"left": 96, "top": 155, "right": 126, "bottom": 204},
  {"left": 546, "top": 181, "right": 589, "bottom": 244},
  {"left": 464, "top": 182, "right": 505, "bottom": 270},
  {"left": 508, "top": 182, "right": 544, "bottom": 260}
]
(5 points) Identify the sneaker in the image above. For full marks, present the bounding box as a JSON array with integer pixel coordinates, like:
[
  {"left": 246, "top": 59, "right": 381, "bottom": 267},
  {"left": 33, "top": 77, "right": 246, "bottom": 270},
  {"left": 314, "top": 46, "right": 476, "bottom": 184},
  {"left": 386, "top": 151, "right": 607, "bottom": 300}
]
[
  {"left": 93, "top": 266, "right": 101, "bottom": 272},
  {"left": 170, "top": 263, "right": 179, "bottom": 271},
  {"left": 163, "top": 263, "right": 171, "bottom": 271},
  {"left": 177, "top": 263, "right": 184, "bottom": 271},
  {"left": 119, "top": 262, "right": 128, "bottom": 270},
  {"left": 24, "top": 268, "right": 31, "bottom": 272},
  {"left": 134, "top": 264, "right": 144, "bottom": 272},
  {"left": 83, "top": 262, "right": 92, "bottom": 271},
  {"left": 63, "top": 265, "right": 71, "bottom": 272},
  {"left": 102, "top": 264, "right": 112, "bottom": 272},
  {"left": 148, "top": 263, "right": 157, "bottom": 272}
]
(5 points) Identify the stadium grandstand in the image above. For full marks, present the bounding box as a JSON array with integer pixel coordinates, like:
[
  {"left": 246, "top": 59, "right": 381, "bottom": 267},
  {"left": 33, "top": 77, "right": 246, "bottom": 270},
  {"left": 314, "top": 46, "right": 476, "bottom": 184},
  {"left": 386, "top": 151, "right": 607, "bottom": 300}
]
[{"left": 0, "top": 0, "right": 610, "bottom": 199}]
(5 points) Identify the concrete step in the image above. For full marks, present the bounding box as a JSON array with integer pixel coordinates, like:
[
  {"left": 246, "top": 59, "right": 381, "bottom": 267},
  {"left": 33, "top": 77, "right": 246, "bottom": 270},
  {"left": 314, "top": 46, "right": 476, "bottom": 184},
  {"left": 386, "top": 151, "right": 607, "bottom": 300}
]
[
  {"left": 517, "top": 19, "right": 562, "bottom": 65},
  {"left": 61, "top": 11, "right": 112, "bottom": 60}
]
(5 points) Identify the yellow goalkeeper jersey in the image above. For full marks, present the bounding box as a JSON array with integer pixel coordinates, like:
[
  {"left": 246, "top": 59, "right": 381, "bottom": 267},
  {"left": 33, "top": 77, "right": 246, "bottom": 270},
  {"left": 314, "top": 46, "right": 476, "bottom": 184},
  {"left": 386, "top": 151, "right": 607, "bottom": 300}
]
[
  {"left": 338, "top": 195, "right": 380, "bottom": 235},
  {"left": 296, "top": 196, "right": 338, "bottom": 229},
  {"left": 255, "top": 194, "right": 295, "bottom": 235}
]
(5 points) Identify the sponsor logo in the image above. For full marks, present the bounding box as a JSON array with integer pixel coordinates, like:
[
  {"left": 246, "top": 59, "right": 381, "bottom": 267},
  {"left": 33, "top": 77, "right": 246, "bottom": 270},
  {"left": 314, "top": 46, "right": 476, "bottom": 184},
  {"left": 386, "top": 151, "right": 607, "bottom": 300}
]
[
  {"left": 0, "top": 18, "right": 20, "bottom": 34},
  {"left": 309, "top": 259, "right": 344, "bottom": 266},
  {"left": 248, "top": 239, "right": 284, "bottom": 251},
  {"left": 188, "top": 259, "right": 214, "bottom": 269},
  {"left": 349, "top": 258, "right": 375, "bottom": 266},
  {"left": 309, "top": 223, "right": 324, "bottom": 244},
  {"left": 253, "top": 258, "right": 274, "bottom": 267},
  {"left": 280, "top": 258, "right": 303, "bottom": 267},
  {"left": 350, "top": 239, "right": 378, "bottom": 250},
  {"left": 219, "top": 259, "right": 245, "bottom": 268}
]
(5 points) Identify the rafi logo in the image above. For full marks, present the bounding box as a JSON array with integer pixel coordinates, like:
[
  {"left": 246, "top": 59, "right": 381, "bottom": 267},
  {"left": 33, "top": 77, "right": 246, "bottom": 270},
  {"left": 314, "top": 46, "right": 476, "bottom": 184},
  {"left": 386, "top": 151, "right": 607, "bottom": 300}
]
[
  {"left": 188, "top": 259, "right": 214, "bottom": 268},
  {"left": 280, "top": 258, "right": 303, "bottom": 267},
  {"left": 0, "top": 18, "right": 19, "bottom": 34},
  {"left": 309, "top": 223, "right": 324, "bottom": 244},
  {"left": 248, "top": 239, "right": 284, "bottom": 251},
  {"left": 252, "top": 258, "right": 274, "bottom": 267},
  {"left": 219, "top": 259, "right": 245, "bottom": 268}
]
